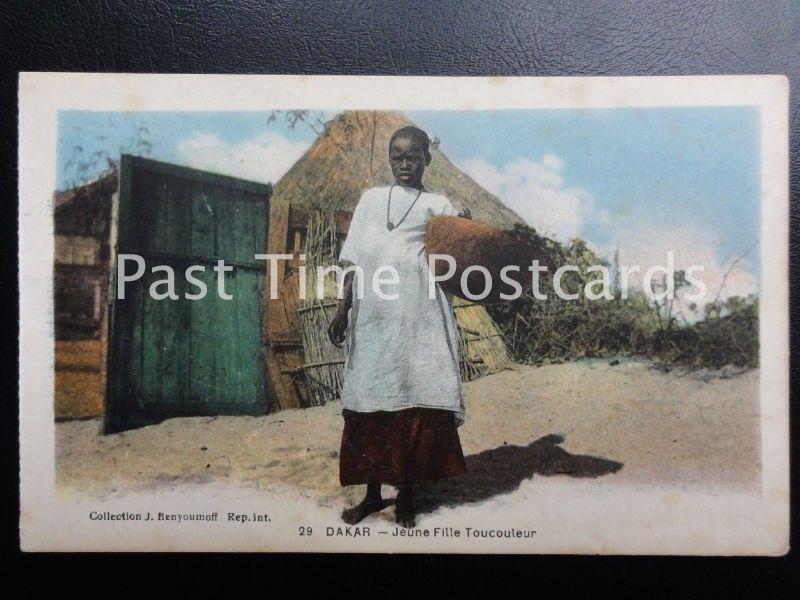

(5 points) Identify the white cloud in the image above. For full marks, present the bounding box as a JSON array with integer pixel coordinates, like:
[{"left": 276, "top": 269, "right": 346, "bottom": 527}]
[
  {"left": 458, "top": 152, "right": 759, "bottom": 318},
  {"left": 176, "top": 131, "right": 309, "bottom": 184},
  {"left": 461, "top": 153, "right": 597, "bottom": 241},
  {"left": 604, "top": 225, "right": 758, "bottom": 320}
]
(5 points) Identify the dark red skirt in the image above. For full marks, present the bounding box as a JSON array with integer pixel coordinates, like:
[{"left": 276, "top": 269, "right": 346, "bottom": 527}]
[{"left": 339, "top": 407, "right": 466, "bottom": 486}]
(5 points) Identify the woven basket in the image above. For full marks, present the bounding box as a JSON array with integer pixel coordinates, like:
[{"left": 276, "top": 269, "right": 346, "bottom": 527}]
[{"left": 425, "top": 216, "right": 548, "bottom": 303}]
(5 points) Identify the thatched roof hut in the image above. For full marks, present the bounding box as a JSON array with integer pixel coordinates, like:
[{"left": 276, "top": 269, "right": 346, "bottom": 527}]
[
  {"left": 265, "top": 110, "right": 518, "bottom": 409},
  {"left": 269, "top": 110, "right": 522, "bottom": 225}
]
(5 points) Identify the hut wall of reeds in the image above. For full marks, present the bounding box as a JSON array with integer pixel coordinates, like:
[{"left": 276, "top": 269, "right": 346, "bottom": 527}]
[
  {"left": 263, "top": 206, "right": 352, "bottom": 408},
  {"left": 296, "top": 211, "right": 347, "bottom": 407},
  {"left": 265, "top": 111, "right": 519, "bottom": 409}
]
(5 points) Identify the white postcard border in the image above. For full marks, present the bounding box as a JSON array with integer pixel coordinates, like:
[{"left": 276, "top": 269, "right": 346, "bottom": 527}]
[{"left": 19, "top": 73, "right": 789, "bottom": 553}]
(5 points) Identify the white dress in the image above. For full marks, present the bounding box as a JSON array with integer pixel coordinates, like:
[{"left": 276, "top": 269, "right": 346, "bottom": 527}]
[{"left": 338, "top": 186, "right": 465, "bottom": 425}]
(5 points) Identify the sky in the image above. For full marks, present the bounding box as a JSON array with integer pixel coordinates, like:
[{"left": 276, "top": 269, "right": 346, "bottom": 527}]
[{"left": 57, "top": 107, "right": 760, "bottom": 309}]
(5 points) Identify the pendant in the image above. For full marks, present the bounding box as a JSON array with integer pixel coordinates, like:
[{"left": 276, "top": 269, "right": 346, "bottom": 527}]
[{"left": 387, "top": 221, "right": 395, "bottom": 231}]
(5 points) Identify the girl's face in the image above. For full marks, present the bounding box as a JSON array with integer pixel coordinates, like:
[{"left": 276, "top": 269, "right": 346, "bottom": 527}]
[{"left": 389, "top": 135, "right": 429, "bottom": 189}]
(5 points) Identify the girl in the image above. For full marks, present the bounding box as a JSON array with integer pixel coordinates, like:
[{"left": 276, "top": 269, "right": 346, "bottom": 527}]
[{"left": 328, "top": 126, "right": 469, "bottom": 528}]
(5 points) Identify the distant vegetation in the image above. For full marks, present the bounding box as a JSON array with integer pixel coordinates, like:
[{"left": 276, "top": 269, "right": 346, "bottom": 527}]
[{"left": 487, "top": 226, "right": 759, "bottom": 370}]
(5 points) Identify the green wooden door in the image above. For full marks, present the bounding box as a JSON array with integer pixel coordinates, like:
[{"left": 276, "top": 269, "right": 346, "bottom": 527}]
[{"left": 105, "top": 155, "right": 274, "bottom": 433}]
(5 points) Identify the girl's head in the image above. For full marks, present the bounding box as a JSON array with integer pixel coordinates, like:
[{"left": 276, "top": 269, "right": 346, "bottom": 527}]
[{"left": 389, "top": 126, "right": 432, "bottom": 189}]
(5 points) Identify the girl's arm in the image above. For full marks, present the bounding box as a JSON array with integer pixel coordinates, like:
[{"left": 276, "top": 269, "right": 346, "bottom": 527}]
[{"left": 327, "top": 270, "right": 354, "bottom": 347}]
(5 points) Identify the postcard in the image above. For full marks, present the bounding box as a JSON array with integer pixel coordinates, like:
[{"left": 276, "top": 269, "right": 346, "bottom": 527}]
[{"left": 19, "top": 73, "right": 789, "bottom": 553}]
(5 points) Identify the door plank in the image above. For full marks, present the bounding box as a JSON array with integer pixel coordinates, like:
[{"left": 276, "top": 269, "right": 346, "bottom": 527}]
[
  {"left": 189, "top": 267, "right": 217, "bottom": 408},
  {"left": 141, "top": 270, "right": 165, "bottom": 408},
  {"left": 106, "top": 156, "right": 272, "bottom": 431},
  {"left": 190, "top": 182, "right": 216, "bottom": 259}
]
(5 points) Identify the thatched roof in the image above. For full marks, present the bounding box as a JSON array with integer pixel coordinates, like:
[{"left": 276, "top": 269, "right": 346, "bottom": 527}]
[{"left": 272, "top": 110, "right": 523, "bottom": 229}]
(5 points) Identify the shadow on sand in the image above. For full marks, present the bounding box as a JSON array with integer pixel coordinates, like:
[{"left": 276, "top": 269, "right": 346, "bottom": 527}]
[{"left": 415, "top": 434, "right": 623, "bottom": 515}]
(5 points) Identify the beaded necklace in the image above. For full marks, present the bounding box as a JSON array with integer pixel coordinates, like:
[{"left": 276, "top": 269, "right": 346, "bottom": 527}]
[{"left": 386, "top": 185, "right": 424, "bottom": 231}]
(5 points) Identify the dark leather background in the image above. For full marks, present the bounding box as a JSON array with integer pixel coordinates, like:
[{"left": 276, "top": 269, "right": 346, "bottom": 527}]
[{"left": 2, "top": 0, "right": 799, "bottom": 581}]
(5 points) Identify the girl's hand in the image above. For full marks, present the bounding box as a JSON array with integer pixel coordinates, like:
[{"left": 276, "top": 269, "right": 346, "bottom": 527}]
[{"left": 327, "top": 311, "right": 348, "bottom": 347}]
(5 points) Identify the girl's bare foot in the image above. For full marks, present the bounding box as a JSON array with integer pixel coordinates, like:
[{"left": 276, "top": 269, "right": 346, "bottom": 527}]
[
  {"left": 341, "top": 483, "right": 390, "bottom": 525},
  {"left": 396, "top": 483, "right": 416, "bottom": 528},
  {"left": 341, "top": 496, "right": 391, "bottom": 525}
]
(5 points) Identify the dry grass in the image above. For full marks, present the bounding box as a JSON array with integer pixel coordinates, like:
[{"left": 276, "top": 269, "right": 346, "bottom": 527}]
[{"left": 488, "top": 232, "right": 759, "bottom": 370}]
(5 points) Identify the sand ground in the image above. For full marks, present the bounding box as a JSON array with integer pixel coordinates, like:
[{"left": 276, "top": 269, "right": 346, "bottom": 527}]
[{"left": 56, "top": 359, "right": 760, "bottom": 515}]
